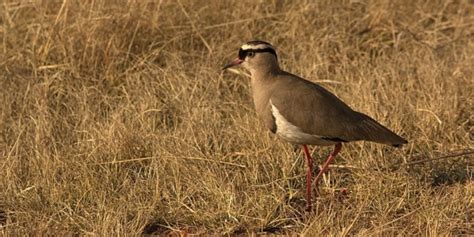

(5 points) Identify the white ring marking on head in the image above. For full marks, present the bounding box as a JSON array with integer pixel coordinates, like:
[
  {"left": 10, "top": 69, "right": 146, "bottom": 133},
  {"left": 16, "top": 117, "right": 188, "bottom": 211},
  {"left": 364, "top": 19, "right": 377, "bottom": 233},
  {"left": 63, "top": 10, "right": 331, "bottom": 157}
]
[{"left": 241, "top": 44, "right": 274, "bottom": 50}]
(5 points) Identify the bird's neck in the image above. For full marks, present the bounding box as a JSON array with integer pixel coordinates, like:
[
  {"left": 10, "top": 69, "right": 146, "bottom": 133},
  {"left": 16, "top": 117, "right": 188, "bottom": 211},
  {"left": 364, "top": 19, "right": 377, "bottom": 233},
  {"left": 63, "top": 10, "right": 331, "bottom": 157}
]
[
  {"left": 249, "top": 64, "right": 281, "bottom": 80},
  {"left": 250, "top": 66, "right": 281, "bottom": 115}
]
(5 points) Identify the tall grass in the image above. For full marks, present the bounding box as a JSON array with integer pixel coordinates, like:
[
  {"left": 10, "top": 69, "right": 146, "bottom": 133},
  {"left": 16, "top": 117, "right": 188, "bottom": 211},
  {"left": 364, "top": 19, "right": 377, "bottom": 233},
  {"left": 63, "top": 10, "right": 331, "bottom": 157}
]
[{"left": 1, "top": 0, "right": 472, "bottom": 235}]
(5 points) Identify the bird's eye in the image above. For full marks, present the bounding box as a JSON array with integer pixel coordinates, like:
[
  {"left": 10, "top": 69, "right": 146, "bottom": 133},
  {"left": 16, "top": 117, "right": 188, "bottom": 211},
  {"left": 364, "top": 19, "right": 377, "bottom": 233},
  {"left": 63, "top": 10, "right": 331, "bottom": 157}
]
[{"left": 247, "top": 51, "right": 255, "bottom": 58}]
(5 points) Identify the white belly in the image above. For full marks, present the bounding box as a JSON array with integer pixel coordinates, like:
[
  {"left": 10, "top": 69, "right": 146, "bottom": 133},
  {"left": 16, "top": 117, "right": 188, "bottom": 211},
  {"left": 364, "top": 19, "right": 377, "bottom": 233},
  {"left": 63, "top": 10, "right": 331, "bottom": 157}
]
[{"left": 271, "top": 102, "right": 337, "bottom": 146}]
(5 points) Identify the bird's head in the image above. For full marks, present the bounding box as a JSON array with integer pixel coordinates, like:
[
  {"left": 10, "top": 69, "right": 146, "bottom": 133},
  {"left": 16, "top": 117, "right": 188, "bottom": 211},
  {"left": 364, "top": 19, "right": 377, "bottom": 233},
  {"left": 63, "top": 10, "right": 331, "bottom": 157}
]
[{"left": 223, "top": 40, "right": 279, "bottom": 75}]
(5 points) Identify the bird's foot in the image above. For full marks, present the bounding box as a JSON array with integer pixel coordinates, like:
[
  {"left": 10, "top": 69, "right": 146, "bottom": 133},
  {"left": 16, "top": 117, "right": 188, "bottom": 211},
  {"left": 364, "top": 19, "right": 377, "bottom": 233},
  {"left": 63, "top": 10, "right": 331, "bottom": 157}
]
[{"left": 336, "top": 188, "right": 349, "bottom": 200}]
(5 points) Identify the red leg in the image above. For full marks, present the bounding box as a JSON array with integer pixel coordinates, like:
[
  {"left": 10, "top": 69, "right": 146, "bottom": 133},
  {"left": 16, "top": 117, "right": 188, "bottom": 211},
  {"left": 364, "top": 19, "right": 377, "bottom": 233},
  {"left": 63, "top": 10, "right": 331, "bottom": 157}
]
[
  {"left": 302, "top": 144, "right": 313, "bottom": 211},
  {"left": 313, "top": 143, "right": 342, "bottom": 191}
]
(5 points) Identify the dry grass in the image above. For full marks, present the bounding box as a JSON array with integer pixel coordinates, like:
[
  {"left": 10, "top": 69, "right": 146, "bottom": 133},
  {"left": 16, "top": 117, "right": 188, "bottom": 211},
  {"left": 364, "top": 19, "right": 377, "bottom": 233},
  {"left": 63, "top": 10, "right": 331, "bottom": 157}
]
[{"left": 1, "top": 0, "right": 473, "bottom": 235}]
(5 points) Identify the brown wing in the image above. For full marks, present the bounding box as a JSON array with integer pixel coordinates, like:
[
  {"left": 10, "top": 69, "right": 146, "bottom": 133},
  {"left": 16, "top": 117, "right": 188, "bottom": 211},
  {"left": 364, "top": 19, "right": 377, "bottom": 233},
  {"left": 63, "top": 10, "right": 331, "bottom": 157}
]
[{"left": 270, "top": 73, "right": 407, "bottom": 146}]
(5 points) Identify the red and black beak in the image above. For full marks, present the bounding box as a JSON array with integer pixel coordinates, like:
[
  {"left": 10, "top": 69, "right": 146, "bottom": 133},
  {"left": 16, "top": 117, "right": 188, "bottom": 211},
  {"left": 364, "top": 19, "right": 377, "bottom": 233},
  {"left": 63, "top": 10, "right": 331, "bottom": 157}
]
[{"left": 222, "top": 58, "right": 243, "bottom": 70}]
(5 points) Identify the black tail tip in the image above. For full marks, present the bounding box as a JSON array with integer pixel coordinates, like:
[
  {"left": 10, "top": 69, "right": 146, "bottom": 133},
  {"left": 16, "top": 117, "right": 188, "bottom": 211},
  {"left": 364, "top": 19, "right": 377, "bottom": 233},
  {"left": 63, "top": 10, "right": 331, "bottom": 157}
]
[{"left": 392, "top": 139, "right": 408, "bottom": 148}]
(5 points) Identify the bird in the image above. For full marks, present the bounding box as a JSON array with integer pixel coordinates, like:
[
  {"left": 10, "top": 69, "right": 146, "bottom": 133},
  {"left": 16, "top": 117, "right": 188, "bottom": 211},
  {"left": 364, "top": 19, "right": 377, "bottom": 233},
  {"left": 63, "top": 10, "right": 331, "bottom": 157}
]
[{"left": 222, "top": 40, "right": 408, "bottom": 211}]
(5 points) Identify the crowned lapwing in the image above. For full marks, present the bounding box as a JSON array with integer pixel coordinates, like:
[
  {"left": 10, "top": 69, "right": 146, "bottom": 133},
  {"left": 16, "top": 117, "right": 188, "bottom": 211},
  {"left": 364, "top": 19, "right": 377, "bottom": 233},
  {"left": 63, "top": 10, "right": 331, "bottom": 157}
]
[{"left": 223, "top": 40, "right": 407, "bottom": 211}]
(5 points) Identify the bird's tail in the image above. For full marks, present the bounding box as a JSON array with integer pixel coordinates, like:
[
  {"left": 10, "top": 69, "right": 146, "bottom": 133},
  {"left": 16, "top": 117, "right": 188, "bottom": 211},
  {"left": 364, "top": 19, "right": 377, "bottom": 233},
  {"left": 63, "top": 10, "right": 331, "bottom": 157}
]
[{"left": 353, "top": 112, "right": 408, "bottom": 147}]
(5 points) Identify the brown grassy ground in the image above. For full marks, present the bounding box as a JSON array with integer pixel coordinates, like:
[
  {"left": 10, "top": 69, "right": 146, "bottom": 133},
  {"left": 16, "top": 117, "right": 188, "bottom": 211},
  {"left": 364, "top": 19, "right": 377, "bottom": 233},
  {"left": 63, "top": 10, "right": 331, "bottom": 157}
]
[{"left": 1, "top": 0, "right": 473, "bottom": 235}]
